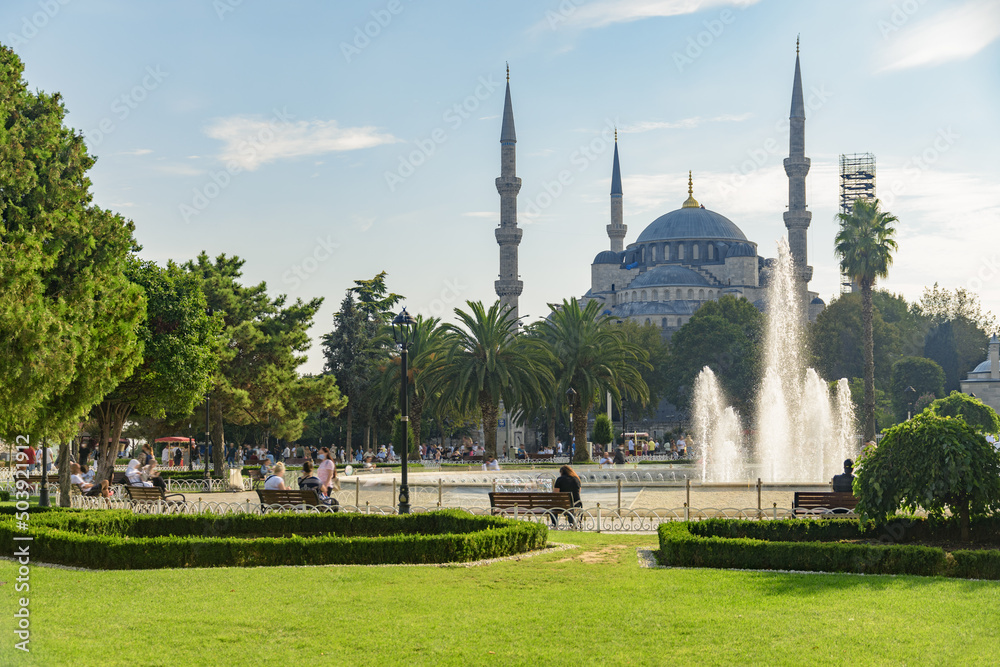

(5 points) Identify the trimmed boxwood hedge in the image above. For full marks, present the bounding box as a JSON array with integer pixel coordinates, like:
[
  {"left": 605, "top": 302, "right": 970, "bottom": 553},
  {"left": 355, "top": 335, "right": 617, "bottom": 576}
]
[
  {"left": 0, "top": 509, "right": 547, "bottom": 569},
  {"left": 657, "top": 517, "right": 1000, "bottom": 580}
]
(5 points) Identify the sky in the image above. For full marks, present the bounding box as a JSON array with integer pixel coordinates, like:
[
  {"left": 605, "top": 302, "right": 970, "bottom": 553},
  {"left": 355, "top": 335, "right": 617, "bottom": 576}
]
[{"left": 3, "top": 0, "right": 998, "bottom": 374}]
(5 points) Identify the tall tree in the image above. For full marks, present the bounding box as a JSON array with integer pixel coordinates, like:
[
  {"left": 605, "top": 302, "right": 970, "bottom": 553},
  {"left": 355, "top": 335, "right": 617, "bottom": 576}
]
[
  {"left": 919, "top": 285, "right": 992, "bottom": 393},
  {"left": 666, "top": 295, "right": 764, "bottom": 417},
  {"left": 534, "top": 299, "right": 650, "bottom": 463},
  {"left": 0, "top": 45, "right": 144, "bottom": 451},
  {"left": 889, "top": 356, "right": 945, "bottom": 421},
  {"left": 616, "top": 319, "right": 670, "bottom": 421},
  {"left": 90, "top": 260, "right": 219, "bottom": 482},
  {"left": 422, "top": 301, "right": 552, "bottom": 459},
  {"left": 184, "top": 252, "right": 344, "bottom": 473},
  {"left": 835, "top": 198, "right": 899, "bottom": 441}
]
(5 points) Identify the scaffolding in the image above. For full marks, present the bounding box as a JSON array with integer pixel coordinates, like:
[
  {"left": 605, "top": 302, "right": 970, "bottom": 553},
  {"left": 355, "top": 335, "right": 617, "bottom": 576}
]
[{"left": 838, "top": 153, "right": 876, "bottom": 293}]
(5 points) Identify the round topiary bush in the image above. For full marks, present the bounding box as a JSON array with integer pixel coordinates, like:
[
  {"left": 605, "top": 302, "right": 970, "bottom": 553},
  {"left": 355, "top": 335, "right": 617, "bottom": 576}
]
[{"left": 855, "top": 413, "right": 1000, "bottom": 541}]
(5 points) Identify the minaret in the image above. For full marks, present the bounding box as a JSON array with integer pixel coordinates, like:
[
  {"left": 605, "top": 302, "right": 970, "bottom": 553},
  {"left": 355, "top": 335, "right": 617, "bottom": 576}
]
[
  {"left": 607, "top": 130, "right": 626, "bottom": 252},
  {"left": 495, "top": 64, "right": 523, "bottom": 327},
  {"left": 783, "top": 37, "right": 813, "bottom": 292}
]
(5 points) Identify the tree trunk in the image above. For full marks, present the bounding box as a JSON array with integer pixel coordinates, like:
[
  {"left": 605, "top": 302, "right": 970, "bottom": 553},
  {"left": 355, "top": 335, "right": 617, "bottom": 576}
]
[
  {"left": 861, "top": 279, "right": 876, "bottom": 442},
  {"left": 960, "top": 497, "right": 970, "bottom": 542},
  {"left": 346, "top": 404, "right": 354, "bottom": 458},
  {"left": 546, "top": 411, "right": 556, "bottom": 453},
  {"left": 212, "top": 399, "right": 225, "bottom": 475},
  {"left": 58, "top": 441, "right": 71, "bottom": 507},
  {"left": 480, "top": 392, "right": 499, "bottom": 459},
  {"left": 573, "top": 400, "right": 592, "bottom": 463},
  {"left": 410, "top": 395, "right": 424, "bottom": 461}
]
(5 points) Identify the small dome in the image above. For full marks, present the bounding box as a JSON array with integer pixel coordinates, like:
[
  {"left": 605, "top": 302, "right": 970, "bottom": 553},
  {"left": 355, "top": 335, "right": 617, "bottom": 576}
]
[
  {"left": 593, "top": 250, "right": 623, "bottom": 265},
  {"left": 811, "top": 297, "right": 826, "bottom": 305},
  {"left": 972, "top": 359, "right": 991, "bottom": 373},
  {"left": 726, "top": 242, "right": 756, "bottom": 258},
  {"left": 628, "top": 264, "right": 712, "bottom": 288}
]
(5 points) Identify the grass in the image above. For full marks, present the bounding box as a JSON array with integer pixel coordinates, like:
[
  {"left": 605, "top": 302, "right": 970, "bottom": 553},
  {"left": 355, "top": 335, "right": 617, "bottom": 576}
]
[{"left": 1, "top": 531, "right": 998, "bottom": 665}]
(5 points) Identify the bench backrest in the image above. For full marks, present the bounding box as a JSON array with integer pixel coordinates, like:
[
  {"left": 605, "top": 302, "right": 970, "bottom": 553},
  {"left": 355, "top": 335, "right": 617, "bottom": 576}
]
[
  {"left": 793, "top": 491, "right": 859, "bottom": 509},
  {"left": 488, "top": 492, "right": 574, "bottom": 509},
  {"left": 256, "top": 488, "right": 321, "bottom": 506},
  {"left": 124, "top": 486, "right": 165, "bottom": 502}
]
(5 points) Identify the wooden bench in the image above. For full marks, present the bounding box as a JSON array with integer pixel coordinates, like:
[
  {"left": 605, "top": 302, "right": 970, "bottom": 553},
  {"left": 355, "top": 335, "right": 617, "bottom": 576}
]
[
  {"left": 793, "top": 491, "right": 859, "bottom": 515},
  {"left": 246, "top": 468, "right": 266, "bottom": 489},
  {"left": 256, "top": 488, "right": 335, "bottom": 513},
  {"left": 488, "top": 491, "right": 574, "bottom": 515},
  {"left": 123, "top": 485, "right": 186, "bottom": 507}
]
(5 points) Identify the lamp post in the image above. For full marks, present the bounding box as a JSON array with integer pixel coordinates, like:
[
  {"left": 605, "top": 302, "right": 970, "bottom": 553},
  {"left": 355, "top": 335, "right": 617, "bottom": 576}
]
[
  {"left": 566, "top": 387, "right": 578, "bottom": 459},
  {"left": 204, "top": 394, "right": 211, "bottom": 479},
  {"left": 39, "top": 438, "right": 50, "bottom": 507},
  {"left": 392, "top": 308, "right": 417, "bottom": 514},
  {"left": 188, "top": 423, "right": 193, "bottom": 471},
  {"left": 905, "top": 385, "right": 917, "bottom": 420}
]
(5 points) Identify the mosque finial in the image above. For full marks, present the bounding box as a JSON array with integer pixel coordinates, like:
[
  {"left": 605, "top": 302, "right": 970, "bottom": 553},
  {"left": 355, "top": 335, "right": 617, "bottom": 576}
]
[
  {"left": 506, "top": 62, "right": 509, "bottom": 82},
  {"left": 614, "top": 126, "right": 617, "bottom": 142},
  {"left": 682, "top": 170, "right": 700, "bottom": 208},
  {"left": 796, "top": 34, "right": 800, "bottom": 55}
]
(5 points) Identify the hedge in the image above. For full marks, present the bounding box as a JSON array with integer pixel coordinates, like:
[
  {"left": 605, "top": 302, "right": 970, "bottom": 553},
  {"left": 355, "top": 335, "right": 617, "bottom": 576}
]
[
  {"left": 658, "top": 518, "right": 1000, "bottom": 580},
  {"left": 0, "top": 509, "right": 548, "bottom": 569}
]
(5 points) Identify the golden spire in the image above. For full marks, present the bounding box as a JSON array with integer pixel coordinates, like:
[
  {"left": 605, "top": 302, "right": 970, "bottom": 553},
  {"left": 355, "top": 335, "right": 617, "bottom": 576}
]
[
  {"left": 506, "top": 62, "right": 509, "bottom": 82},
  {"left": 682, "top": 170, "right": 700, "bottom": 208},
  {"left": 614, "top": 126, "right": 617, "bottom": 142},
  {"left": 796, "top": 34, "right": 800, "bottom": 55}
]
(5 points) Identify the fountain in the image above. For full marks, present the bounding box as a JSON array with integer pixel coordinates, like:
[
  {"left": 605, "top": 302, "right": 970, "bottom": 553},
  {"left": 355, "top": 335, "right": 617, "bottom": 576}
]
[{"left": 693, "top": 238, "right": 858, "bottom": 482}]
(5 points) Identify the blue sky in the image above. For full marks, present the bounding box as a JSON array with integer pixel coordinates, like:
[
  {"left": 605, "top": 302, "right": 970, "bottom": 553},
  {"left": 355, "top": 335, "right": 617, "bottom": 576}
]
[{"left": 4, "top": 0, "right": 999, "bottom": 373}]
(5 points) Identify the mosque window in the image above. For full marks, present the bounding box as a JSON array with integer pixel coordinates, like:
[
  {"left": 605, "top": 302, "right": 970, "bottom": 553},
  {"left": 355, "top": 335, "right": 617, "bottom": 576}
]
[
  {"left": 645, "top": 318, "right": 651, "bottom": 325},
  {"left": 693, "top": 244, "right": 700, "bottom": 260},
  {"left": 640, "top": 290, "right": 647, "bottom": 301},
  {"left": 707, "top": 244, "right": 714, "bottom": 260},
  {"left": 678, "top": 245, "right": 685, "bottom": 260},
  {"left": 687, "top": 289, "right": 693, "bottom": 299},
  {"left": 708, "top": 290, "right": 714, "bottom": 299},
  {"left": 661, "top": 318, "right": 667, "bottom": 328},
  {"left": 676, "top": 288, "right": 682, "bottom": 299},
  {"left": 699, "top": 289, "right": 705, "bottom": 299},
  {"left": 650, "top": 246, "right": 656, "bottom": 262},
  {"left": 651, "top": 289, "right": 658, "bottom": 301}
]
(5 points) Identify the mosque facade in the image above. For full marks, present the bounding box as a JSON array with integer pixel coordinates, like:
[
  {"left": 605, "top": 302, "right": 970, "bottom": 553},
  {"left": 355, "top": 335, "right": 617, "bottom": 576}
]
[
  {"left": 960, "top": 335, "right": 1000, "bottom": 417},
  {"left": 579, "top": 46, "right": 825, "bottom": 329}
]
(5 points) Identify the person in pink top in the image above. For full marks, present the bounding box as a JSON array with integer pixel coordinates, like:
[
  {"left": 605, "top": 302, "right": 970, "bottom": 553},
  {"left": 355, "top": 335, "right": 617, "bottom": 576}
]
[{"left": 316, "top": 447, "right": 337, "bottom": 496}]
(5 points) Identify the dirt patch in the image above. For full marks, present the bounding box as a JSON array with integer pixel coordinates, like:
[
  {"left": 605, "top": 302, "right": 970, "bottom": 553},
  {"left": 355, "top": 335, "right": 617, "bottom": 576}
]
[{"left": 552, "top": 545, "right": 629, "bottom": 564}]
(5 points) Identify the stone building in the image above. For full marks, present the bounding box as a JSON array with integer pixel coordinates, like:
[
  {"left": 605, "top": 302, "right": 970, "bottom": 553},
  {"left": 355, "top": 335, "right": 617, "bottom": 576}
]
[
  {"left": 960, "top": 334, "right": 1000, "bottom": 416},
  {"left": 581, "top": 44, "right": 824, "bottom": 329}
]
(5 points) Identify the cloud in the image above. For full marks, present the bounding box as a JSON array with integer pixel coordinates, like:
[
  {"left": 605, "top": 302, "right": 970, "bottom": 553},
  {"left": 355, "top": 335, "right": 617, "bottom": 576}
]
[
  {"left": 117, "top": 148, "right": 152, "bottom": 156},
  {"left": 620, "top": 113, "right": 752, "bottom": 133},
  {"left": 879, "top": 0, "right": 1000, "bottom": 72},
  {"left": 543, "top": 0, "right": 760, "bottom": 30},
  {"left": 462, "top": 211, "right": 496, "bottom": 219},
  {"left": 205, "top": 115, "right": 399, "bottom": 171}
]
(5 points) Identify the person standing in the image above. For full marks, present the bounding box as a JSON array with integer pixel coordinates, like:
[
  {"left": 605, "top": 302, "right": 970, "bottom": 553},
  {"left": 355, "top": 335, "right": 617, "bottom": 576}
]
[
  {"left": 552, "top": 465, "right": 583, "bottom": 527},
  {"left": 316, "top": 447, "right": 338, "bottom": 497}
]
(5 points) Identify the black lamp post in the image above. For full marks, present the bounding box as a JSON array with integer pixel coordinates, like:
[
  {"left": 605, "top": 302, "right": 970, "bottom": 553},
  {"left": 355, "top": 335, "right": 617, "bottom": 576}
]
[
  {"left": 566, "top": 387, "right": 578, "bottom": 459},
  {"left": 392, "top": 308, "right": 417, "bottom": 514},
  {"left": 905, "top": 385, "right": 917, "bottom": 420},
  {"left": 204, "top": 394, "right": 211, "bottom": 479},
  {"left": 38, "top": 438, "right": 50, "bottom": 507}
]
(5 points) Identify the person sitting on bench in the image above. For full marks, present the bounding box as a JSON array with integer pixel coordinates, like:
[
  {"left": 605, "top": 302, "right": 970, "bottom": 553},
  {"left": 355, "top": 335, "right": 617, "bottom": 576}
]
[
  {"left": 263, "top": 462, "right": 287, "bottom": 490},
  {"left": 70, "top": 462, "right": 110, "bottom": 497},
  {"left": 298, "top": 461, "right": 336, "bottom": 506},
  {"left": 832, "top": 459, "right": 855, "bottom": 493},
  {"left": 125, "top": 459, "right": 153, "bottom": 487}
]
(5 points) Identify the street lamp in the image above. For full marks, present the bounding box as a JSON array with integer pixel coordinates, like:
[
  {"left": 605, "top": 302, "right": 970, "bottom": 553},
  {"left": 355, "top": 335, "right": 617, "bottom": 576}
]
[
  {"left": 392, "top": 307, "right": 417, "bottom": 514},
  {"left": 38, "top": 439, "right": 50, "bottom": 508},
  {"left": 905, "top": 385, "right": 917, "bottom": 420},
  {"left": 565, "top": 387, "right": 578, "bottom": 459}
]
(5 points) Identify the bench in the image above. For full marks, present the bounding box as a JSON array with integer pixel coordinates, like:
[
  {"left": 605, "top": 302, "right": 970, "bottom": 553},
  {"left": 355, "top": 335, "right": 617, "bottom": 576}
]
[
  {"left": 246, "top": 468, "right": 265, "bottom": 489},
  {"left": 256, "top": 488, "right": 336, "bottom": 513},
  {"left": 123, "top": 485, "right": 186, "bottom": 508},
  {"left": 488, "top": 491, "right": 574, "bottom": 515},
  {"left": 527, "top": 453, "right": 554, "bottom": 461},
  {"left": 793, "top": 491, "right": 859, "bottom": 515}
]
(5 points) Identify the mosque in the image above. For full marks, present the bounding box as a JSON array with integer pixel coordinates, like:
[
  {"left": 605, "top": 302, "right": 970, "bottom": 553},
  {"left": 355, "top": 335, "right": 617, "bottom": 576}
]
[{"left": 493, "top": 44, "right": 825, "bottom": 335}]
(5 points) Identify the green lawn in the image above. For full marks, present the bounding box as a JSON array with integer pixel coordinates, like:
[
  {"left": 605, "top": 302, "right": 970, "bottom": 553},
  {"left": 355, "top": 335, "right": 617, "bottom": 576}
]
[{"left": 2, "top": 532, "right": 997, "bottom": 666}]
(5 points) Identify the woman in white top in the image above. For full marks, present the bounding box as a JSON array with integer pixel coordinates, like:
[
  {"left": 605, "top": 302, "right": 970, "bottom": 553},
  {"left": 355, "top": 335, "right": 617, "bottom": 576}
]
[
  {"left": 263, "top": 462, "right": 287, "bottom": 490},
  {"left": 125, "top": 459, "right": 153, "bottom": 487},
  {"left": 316, "top": 447, "right": 337, "bottom": 496}
]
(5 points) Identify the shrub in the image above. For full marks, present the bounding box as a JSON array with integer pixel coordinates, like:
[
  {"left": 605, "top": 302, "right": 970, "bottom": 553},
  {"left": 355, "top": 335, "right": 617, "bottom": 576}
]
[
  {"left": 592, "top": 414, "right": 613, "bottom": 448},
  {"left": 0, "top": 509, "right": 548, "bottom": 569},
  {"left": 928, "top": 391, "right": 1000, "bottom": 433},
  {"left": 854, "top": 413, "right": 1000, "bottom": 541}
]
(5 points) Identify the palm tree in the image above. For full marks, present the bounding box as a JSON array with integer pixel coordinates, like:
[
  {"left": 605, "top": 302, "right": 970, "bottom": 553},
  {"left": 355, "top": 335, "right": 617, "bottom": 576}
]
[
  {"left": 375, "top": 315, "right": 444, "bottom": 460},
  {"left": 835, "top": 198, "right": 899, "bottom": 441},
  {"left": 533, "top": 298, "right": 651, "bottom": 463},
  {"left": 421, "top": 301, "right": 552, "bottom": 459}
]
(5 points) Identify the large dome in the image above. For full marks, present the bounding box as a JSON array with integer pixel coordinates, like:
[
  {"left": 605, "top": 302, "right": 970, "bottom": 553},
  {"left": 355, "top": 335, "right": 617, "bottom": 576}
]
[{"left": 635, "top": 206, "right": 747, "bottom": 244}]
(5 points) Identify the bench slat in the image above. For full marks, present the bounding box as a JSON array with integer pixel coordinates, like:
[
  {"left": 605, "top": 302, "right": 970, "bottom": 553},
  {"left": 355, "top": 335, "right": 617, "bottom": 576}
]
[
  {"left": 489, "top": 492, "right": 574, "bottom": 510},
  {"left": 793, "top": 491, "right": 859, "bottom": 510}
]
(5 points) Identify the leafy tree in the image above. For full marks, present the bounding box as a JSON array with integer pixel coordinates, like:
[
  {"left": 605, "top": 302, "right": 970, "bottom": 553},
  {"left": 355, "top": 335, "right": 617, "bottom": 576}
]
[
  {"left": 422, "top": 301, "right": 552, "bottom": 459},
  {"left": 666, "top": 295, "right": 763, "bottom": 416},
  {"left": 919, "top": 283, "right": 996, "bottom": 333},
  {"left": 535, "top": 298, "right": 650, "bottom": 463},
  {"left": 90, "top": 260, "right": 219, "bottom": 482},
  {"left": 0, "top": 46, "right": 144, "bottom": 458},
  {"left": 184, "top": 253, "right": 344, "bottom": 473},
  {"left": 927, "top": 391, "right": 1000, "bottom": 434},
  {"left": 924, "top": 318, "right": 988, "bottom": 394},
  {"left": 592, "top": 413, "right": 613, "bottom": 449},
  {"left": 854, "top": 413, "right": 1000, "bottom": 541},
  {"left": 616, "top": 320, "right": 670, "bottom": 421},
  {"left": 889, "top": 356, "right": 945, "bottom": 421},
  {"left": 835, "top": 198, "right": 899, "bottom": 441}
]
